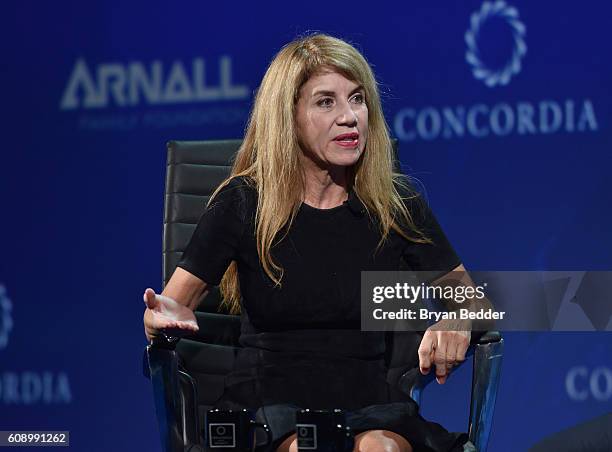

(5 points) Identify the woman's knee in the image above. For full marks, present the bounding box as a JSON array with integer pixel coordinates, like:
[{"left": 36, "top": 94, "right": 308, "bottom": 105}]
[
  {"left": 353, "top": 429, "right": 413, "bottom": 452},
  {"left": 276, "top": 429, "right": 412, "bottom": 452},
  {"left": 275, "top": 432, "right": 298, "bottom": 452}
]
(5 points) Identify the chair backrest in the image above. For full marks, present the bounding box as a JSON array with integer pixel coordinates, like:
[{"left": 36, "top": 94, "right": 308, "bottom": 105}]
[
  {"left": 163, "top": 140, "right": 422, "bottom": 411},
  {"left": 164, "top": 140, "right": 242, "bottom": 426},
  {"left": 164, "top": 140, "right": 241, "bottom": 313}
]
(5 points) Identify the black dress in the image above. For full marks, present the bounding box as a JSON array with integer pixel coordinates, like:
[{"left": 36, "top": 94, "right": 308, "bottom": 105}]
[{"left": 177, "top": 176, "right": 470, "bottom": 452}]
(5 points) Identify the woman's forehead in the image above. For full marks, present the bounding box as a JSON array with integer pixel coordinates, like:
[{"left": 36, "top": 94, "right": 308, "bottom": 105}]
[{"left": 301, "top": 71, "right": 362, "bottom": 96}]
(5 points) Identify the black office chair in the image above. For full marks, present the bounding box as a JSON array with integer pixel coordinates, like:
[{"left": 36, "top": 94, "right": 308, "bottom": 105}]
[{"left": 144, "top": 140, "right": 504, "bottom": 452}]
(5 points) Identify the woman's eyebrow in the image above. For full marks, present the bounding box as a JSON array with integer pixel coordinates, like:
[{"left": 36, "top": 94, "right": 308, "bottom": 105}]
[
  {"left": 311, "top": 86, "right": 364, "bottom": 97},
  {"left": 312, "top": 89, "right": 336, "bottom": 97}
]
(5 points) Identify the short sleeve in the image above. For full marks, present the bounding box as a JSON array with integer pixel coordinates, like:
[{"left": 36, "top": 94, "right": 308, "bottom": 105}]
[
  {"left": 176, "top": 177, "right": 252, "bottom": 285},
  {"left": 397, "top": 181, "right": 462, "bottom": 278}
]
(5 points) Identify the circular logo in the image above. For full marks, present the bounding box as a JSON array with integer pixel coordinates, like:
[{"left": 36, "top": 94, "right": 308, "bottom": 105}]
[
  {"left": 465, "top": 1, "right": 527, "bottom": 87},
  {"left": 0, "top": 285, "right": 13, "bottom": 350}
]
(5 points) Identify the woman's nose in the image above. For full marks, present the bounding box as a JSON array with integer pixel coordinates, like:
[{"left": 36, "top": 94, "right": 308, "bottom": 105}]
[{"left": 336, "top": 102, "right": 358, "bottom": 126}]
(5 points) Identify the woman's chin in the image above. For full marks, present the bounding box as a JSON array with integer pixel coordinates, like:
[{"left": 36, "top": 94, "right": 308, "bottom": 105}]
[{"left": 330, "top": 150, "right": 363, "bottom": 166}]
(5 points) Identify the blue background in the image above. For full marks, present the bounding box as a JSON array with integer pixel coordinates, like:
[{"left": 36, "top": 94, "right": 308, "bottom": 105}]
[{"left": 1, "top": 1, "right": 611, "bottom": 450}]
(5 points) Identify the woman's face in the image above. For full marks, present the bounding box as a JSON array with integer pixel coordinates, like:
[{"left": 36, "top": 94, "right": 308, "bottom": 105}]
[{"left": 295, "top": 70, "right": 368, "bottom": 172}]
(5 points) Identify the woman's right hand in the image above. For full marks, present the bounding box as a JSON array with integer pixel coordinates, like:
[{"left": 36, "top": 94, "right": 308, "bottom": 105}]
[{"left": 143, "top": 287, "right": 199, "bottom": 341}]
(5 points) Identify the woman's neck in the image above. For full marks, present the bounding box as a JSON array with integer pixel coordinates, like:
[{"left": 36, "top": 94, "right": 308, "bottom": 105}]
[{"left": 302, "top": 167, "right": 349, "bottom": 209}]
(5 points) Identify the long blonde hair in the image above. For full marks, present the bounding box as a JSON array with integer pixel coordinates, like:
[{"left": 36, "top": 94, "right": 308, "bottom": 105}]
[{"left": 212, "top": 33, "right": 430, "bottom": 314}]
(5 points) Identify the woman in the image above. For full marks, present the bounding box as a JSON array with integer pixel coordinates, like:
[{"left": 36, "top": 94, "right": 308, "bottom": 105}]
[{"left": 143, "top": 34, "right": 477, "bottom": 452}]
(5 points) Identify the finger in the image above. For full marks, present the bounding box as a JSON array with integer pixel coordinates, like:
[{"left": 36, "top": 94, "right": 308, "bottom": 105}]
[
  {"left": 144, "top": 288, "right": 158, "bottom": 309},
  {"left": 154, "top": 317, "right": 177, "bottom": 329},
  {"left": 434, "top": 336, "right": 448, "bottom": 383},
  {"left": 418, "top": 332, "right": 435, "bottom": 375},
  {"left": 176, "top": 320, "right": 199, "bottom": 331},
  {"left": 446, "top": 334, "right": 458, "bottom": 369},
  {"left": 455, "top": 334, "right": 469, "bottom": 363}
]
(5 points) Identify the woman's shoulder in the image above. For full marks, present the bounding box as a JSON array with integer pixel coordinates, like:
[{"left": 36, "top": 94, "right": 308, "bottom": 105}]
[
  {"left": 212, "top": 175, "right": 257, "bottom": 198},
  {"left": 393, "top": 175, "right": 427, "bottom": 216},
  {"left": 209, "top": 175, "right": 258, "bottom": 220},
  {"left": 218, "top": 175, "right": 257, "bottom": 193}
]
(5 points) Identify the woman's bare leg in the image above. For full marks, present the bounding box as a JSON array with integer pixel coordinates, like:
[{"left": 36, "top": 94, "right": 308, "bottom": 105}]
[
  {"left": 276, "top": 430, "right": 411, "bottom": 452},
  {"left": 276, "top": 433, "right": 297, "bottom": 452},
  {"left": 353, "top": 429, "right": 413, "bottom": 452}
]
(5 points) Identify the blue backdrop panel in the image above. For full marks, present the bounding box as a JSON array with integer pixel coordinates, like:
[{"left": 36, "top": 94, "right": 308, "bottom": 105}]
[{"left": 1, "top": 1, "right": 611, "bottom": 451}]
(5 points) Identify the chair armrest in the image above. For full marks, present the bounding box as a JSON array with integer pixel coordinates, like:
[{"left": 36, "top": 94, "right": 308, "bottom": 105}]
[
  {"left": 400, "top": 330, "right": 503, "bottom": 402},
  {"left": 471, "top": 330, "right": 502, "bottom": 345},
  {"left": 468, "top": 333, "right": 503, "bottom": 452},
  {"left": 143, "top": 313, "right": 242, "bottom": 452},
  {"left": 146, "top": 337, "right": 185, "bottom": 452},
  {"left": 398, "top": 331, "right": 503, "bottom": 452},
  {"left": 143, "top": 334, "right": 180, "bottom": 379}
]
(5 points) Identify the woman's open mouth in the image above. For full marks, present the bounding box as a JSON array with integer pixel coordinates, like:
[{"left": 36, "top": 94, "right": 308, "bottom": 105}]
[{"left": 333, "top": 132, "right": 359, "bottom": 148}]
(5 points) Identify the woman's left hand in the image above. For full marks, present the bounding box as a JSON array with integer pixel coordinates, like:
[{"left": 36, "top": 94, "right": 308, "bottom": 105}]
[{"left": 418, "top": 319, "right": 471, "bottom": 384}]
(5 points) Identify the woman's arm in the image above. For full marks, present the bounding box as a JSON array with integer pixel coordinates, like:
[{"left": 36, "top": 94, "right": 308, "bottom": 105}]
[
  {"left": 143, "top": 267, "right": 210, "bottom": 341},
  {"left": 160, "top": 267, "right": 210, "bottom": 311},
  {"left": 417, "top": 263, "right": 494, "bottom": 384}
]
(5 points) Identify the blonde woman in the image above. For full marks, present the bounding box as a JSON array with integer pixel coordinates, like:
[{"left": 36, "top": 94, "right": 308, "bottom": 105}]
[{"left": 144, "top": 34, "right": 475, "bottom": 452}]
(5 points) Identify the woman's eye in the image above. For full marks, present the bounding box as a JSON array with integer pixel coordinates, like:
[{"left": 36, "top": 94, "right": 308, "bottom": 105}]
[
  {"left": 352, "top": 93, "right": 365, "bottom": 104},
  {"left": 318, "top": 98, "right": 333, "bottom": 107}
]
